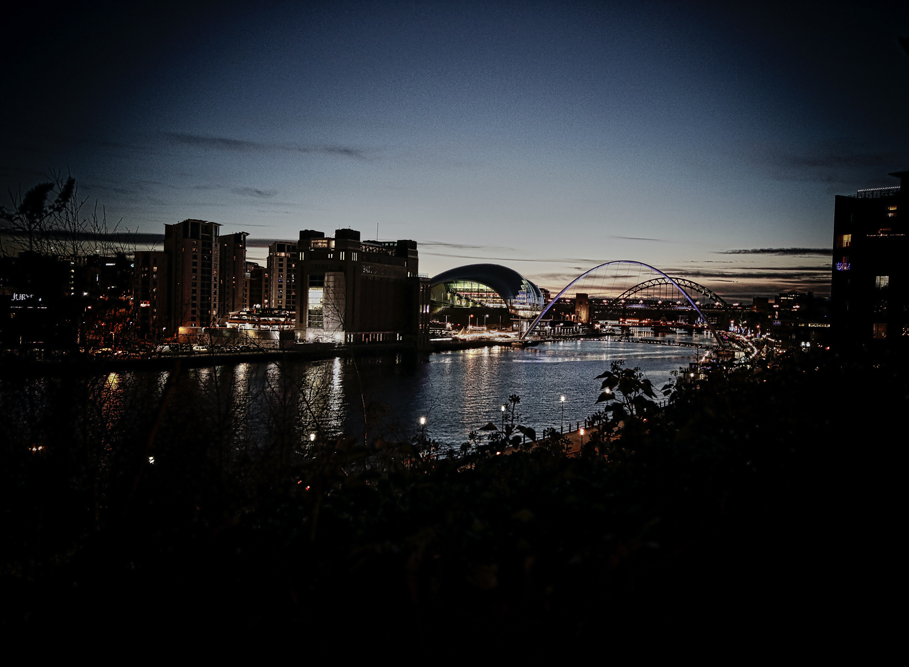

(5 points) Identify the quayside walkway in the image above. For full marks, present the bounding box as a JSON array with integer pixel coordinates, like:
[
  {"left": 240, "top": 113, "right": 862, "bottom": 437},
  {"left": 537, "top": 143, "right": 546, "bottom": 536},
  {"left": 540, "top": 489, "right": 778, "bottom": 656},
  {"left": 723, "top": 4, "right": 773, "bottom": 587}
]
[{"left": 498, "top": 423, "right": 610, "bottom": 458}]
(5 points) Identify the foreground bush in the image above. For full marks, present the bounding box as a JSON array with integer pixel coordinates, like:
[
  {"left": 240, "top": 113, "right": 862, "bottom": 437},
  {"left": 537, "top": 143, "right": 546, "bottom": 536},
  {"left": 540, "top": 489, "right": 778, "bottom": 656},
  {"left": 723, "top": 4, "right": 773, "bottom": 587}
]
[{"left": 1, "top": 347, "right": 903, "bottom": 642}]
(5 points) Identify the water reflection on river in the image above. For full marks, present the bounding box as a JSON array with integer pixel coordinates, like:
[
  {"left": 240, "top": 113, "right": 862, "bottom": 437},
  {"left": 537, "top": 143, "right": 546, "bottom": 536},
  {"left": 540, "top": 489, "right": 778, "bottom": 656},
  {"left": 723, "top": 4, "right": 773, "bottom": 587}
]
[
  {"left": 10, "top": 335, "right": 710, "bottom": 450},
  {"left": 220, "top": 334, "right": 707, "bottom": 446},
  {"left": 347, "top": 336, "right": 707, "bottom": 445}
]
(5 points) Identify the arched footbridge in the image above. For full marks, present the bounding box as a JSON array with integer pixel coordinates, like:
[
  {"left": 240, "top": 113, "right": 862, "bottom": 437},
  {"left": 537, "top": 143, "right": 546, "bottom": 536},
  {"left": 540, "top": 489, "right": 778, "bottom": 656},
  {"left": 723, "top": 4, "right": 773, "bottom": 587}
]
[{"left": 521, "top": 260, "right": 738, "bottom": 351}]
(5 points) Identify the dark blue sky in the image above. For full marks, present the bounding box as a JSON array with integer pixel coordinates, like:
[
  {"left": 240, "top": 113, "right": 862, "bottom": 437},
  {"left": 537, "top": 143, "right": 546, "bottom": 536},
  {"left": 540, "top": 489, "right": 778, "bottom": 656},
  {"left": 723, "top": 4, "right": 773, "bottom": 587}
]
[{"left": 3, "top": 0, "right": 908, "bottom": 296}]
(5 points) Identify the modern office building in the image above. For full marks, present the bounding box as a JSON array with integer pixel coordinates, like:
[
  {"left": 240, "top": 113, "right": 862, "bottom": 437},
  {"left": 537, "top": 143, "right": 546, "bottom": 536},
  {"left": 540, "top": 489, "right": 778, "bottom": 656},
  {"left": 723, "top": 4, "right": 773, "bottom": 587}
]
[
  {"left": 295, "top": 228, "right": 427, "bottom": 344},
  {"left": 831, "top": 170, "right": 907, "bottom": 346}
]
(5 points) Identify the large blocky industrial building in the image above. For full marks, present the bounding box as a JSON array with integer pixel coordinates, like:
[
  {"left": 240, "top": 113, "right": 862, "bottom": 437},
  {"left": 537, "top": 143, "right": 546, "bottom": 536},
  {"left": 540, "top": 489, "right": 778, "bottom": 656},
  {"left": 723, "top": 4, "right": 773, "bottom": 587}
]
[
  {"left": 295, "top": 228, "right": 428, "bottom": 345},
  {"left": 831, "top": 170, "right": 907, "bottom": 347}
]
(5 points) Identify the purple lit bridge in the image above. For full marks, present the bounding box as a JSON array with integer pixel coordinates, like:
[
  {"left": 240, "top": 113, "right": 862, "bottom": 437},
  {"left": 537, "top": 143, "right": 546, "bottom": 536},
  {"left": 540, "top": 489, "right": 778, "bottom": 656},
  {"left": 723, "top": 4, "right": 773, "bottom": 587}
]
[{"left": 521, "top": 260, "right": 735, "bottom": 350}]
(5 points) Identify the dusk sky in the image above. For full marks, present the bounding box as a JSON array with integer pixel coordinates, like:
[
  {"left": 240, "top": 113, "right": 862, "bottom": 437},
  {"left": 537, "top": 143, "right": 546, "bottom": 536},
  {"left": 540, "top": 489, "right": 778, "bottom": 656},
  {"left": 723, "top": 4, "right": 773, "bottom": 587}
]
[{"left": 3, "top": 0, "right": 908, "bottom": 298}]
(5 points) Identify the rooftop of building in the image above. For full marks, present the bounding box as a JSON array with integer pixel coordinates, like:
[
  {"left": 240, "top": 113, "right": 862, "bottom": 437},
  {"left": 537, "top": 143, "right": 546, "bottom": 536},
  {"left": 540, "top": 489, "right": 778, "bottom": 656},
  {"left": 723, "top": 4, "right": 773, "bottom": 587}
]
[{"left": 431, "top": 263, "right": 542, "bottom": 303}]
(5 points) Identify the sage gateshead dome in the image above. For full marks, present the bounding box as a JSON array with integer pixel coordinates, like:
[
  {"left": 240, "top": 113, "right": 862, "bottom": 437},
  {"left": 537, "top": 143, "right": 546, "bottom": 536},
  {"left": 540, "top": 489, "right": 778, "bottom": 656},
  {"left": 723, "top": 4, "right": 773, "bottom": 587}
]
[{"left": 430, "top": 263, "right": 545, "bottom": 319}]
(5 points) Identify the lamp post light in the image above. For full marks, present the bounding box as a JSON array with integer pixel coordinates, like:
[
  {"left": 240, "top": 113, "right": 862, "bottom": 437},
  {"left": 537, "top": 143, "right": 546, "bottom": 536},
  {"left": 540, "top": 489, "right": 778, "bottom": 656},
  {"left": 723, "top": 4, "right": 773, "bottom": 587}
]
[
  {"left": 501, "top": 404, "right": 507, "bottom": 429},
  {"left": 420, "top": 416, "right": 426, "bottom": 441},
  {"left": 579, "top": 427, "right": 585, "bottom": 449},
  {"left": 560, "top": 395, "right": 565, "bottom": 434}
]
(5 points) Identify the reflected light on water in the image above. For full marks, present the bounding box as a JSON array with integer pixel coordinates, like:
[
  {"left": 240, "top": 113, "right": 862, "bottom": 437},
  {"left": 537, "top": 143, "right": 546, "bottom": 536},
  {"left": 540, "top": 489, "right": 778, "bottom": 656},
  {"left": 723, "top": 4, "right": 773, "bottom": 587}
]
[{"left": 13, "top": 338, "right": 698, "bottom": 453}]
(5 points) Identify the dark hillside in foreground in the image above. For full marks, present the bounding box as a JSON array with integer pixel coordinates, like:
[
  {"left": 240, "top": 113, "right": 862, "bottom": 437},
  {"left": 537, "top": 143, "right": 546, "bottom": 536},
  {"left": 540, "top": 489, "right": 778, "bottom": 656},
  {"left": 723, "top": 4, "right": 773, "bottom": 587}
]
[{"left": 1, "top": 347, "right": 902, "bottom": 644}]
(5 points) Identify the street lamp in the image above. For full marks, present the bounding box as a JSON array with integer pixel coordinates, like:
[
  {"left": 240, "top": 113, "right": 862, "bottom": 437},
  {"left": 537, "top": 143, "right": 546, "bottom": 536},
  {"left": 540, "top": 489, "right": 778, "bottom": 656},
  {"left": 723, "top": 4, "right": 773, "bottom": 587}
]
[
  {"left": 501, "top": 404, "right": 507, "bottom": 429},
  {"left": 560, "top": 395, "right": 565, "bottom": 433},
  {"left": 420, "top": 416, "right": 426, "bottom": 440}
]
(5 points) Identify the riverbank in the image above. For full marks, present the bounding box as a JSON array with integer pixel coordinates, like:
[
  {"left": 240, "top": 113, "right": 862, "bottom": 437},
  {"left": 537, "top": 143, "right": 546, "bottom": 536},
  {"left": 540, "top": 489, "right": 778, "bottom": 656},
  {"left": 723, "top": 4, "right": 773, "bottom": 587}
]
[
  {"left": 0, "top": 331, "right": 728, "bottom": 378},
  {"left": 0, "top": 337, "right": 509, "bottom": 376}
]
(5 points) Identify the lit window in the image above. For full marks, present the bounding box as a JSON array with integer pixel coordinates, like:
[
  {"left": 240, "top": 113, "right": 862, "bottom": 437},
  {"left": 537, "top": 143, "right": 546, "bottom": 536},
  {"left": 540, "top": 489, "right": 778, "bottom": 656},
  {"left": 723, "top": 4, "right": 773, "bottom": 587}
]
[
  {"left": 873, "top": 323, "right": 886, "bottom": 339},
  {"left": 836, "top": 234, "right": 852, "bottom": 248},
  {"left": 875, "top": 276, "right": 889, "bottom": 290}
]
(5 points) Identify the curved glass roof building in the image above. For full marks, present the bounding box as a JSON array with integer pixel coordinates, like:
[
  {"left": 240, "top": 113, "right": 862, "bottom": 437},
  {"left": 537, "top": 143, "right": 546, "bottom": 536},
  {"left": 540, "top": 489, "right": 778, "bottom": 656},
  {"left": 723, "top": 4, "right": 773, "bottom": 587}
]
[{"left": 430, "top": 263, "right": 544, "bottom": 319}]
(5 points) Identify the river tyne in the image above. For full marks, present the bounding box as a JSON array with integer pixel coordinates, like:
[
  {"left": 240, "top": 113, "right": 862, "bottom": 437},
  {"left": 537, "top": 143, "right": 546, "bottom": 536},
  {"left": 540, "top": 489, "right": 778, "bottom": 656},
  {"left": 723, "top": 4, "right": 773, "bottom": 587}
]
[
  {"left": 12, "top": 332, "right": 713, "bottom": 452},
  {"left": 341, "top": 335, "right": 709, "bottom": 446}
]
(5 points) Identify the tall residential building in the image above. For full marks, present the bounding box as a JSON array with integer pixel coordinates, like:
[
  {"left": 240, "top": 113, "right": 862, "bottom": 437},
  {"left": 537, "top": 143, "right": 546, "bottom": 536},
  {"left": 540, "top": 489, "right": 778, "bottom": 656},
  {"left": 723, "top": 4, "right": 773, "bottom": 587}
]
[
  {"left": 267, "top": 241, "right": 296, "bottom": 311},
  {"left": 295, "top": 228, "right": 427, "bottom": 344},
  {"left": 219, "top": 232, "right": 248, "bottom": 316},
  {"left": 163, "top": 219, "right": 221, "bottom": 329},
  {"left": 246, "top": 261, "right": 264, "bottom": 309},
  {"left": 134, "top": 251, "right": 169, "bottom": 339},
  {"left": 831, "top": 170, "right": 908, "bottom": 346}
]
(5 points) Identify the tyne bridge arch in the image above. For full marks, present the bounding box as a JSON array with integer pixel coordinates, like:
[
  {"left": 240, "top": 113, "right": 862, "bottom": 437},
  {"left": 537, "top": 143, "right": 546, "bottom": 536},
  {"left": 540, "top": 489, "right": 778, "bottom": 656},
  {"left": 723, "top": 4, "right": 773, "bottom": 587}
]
[{"left": 521, "top": 260, "right": 728, "bottom": 347}]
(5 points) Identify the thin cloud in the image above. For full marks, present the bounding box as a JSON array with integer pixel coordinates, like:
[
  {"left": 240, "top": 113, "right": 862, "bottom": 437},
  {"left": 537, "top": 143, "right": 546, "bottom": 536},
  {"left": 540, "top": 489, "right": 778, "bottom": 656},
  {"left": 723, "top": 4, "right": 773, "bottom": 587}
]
[
  {"left": 165, "top": 132, "right": 371, "bottom": 160},
  {"left": 0, "top": 229, "right": 164, "bottom": 245},
  {"left": 675, "top": 269, "right": 829, "bottom": 281},
  {"left": 777, "top": 151, "right": 896, "bottom": 170},
  {"left": 230, "top": 187, "right": 278, "bottom": 199},
  {"left": 720, "top": 248, "right": 831, "bottom": 256},
  {"left": 421, "top": 251, "right": 611, "bottom": 264},
  {"left": 752, "top": 142, "right": 905, "bottom": 190},
  {"left": 420, "top": 241, "right": 515, "bottom": 252},
  {"left": 516, "top": 263, "right": 833, "bottom": 298},
  {"left": 607, "top": 235, "right": 667, "bottom": 242},
  {"left": 246, "top": 237, "right": 298, "bottom": 248}
]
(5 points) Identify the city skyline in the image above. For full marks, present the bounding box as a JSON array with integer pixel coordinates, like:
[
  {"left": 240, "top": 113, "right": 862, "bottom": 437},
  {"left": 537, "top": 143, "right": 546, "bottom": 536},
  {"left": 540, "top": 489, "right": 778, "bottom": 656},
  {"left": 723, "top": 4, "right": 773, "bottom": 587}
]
[{"left": 3, "top": 0, "right": 908, "bottom": 298}]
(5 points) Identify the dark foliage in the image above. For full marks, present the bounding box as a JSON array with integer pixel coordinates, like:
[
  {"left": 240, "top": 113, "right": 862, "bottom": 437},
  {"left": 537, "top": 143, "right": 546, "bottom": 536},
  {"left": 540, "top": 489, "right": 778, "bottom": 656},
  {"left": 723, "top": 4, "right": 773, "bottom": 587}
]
[{"left": 1, "top": 348, "right": 903, "bottom": 646}]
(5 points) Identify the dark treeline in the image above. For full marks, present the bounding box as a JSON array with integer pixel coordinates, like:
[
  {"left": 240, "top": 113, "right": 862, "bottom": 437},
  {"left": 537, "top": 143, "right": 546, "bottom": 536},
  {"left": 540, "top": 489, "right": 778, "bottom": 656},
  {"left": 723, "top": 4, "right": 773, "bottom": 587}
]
[{"left": 1, "top": 346, "right": 902, "bottom": 645}]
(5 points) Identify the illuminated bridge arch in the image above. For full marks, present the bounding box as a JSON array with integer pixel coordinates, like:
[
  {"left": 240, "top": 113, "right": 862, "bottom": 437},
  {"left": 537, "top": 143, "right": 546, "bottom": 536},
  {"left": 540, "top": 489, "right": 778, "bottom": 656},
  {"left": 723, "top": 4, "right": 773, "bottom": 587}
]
[
  {"left": 608, "top": 277, "right": 731, "bottom": 310},
  {"left": 522, "top": 260, "right": 723, "bottom": 346}
]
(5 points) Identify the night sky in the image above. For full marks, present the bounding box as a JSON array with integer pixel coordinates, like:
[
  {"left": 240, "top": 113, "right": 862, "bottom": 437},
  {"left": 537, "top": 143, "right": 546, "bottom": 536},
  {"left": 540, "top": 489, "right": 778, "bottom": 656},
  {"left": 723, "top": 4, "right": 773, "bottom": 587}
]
[{"left": 3, "top": 0, "right": 908, "bottom": 298}]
